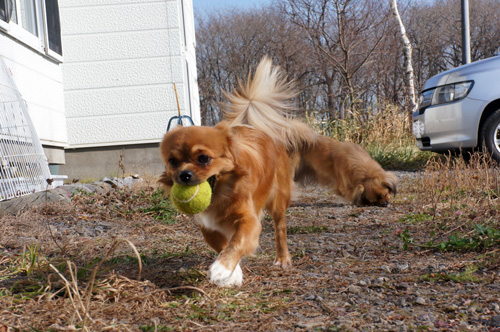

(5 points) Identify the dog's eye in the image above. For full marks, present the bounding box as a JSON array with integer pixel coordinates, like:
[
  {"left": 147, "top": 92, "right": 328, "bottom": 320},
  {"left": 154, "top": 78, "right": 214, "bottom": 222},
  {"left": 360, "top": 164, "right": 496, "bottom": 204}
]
[
  {"left": 168, "top": 158, "right": 179, "bottom": 168},
  {"left": 197, "top": 155, "right": 211, "bottom": 165}
]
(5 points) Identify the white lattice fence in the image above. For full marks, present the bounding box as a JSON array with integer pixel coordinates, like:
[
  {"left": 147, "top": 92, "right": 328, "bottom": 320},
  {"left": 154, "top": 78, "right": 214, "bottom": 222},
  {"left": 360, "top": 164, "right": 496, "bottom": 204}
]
[{"left": 0, "top": 58, "right": 51, "bottom": 201}]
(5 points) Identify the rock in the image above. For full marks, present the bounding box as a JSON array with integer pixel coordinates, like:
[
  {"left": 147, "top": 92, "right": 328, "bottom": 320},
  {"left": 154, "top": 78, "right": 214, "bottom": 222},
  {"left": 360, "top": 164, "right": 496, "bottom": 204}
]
[
  {"left": 416, "top": 313, "right": 434, "bottom": 322},
  {"left": 443, "top": 304, "right": 458, "bottom": 312},
  {"left": 415, "top": 297, "right": 426, "bottom": 305},
  {"left": 490, "top": 315, "right": 500, "bottom": 327},
  {"left": 358, "top": 279, "right": 370, "bottom": 286},
  {"left": 92, "top": 182, "right": 112, "bottom": 194},
  {"left": 0, "top": 188, "right": 71, "bottom": 215},
  {"left": 393, "top": 261, "right": 409, "bottom": 272},
  {"left": 304, "top": 294, "right": 322, "bottom": 301},
  {"left": 489, "top": 303, "right": 500, "bottom": 313},
  {"left": 395, "top": 298, "right": 407, "bottom": 307},
  {"left": 381, "top": 265, "right": 392, "bottom": 273},
  {"left": 102, "top": 177, "right": 120, "bottom": 188},
  {"left": 395, "top": 282, "right": 410, "bottom": 291},
  {"left": 347, "top": 285, "right": 362, "bottom": 294},
  {"left": 372, "top": 277, "right": 389, "bottom": 287},
  {"left": 296, "top": 318, "right": 325, "bottom": 329}
]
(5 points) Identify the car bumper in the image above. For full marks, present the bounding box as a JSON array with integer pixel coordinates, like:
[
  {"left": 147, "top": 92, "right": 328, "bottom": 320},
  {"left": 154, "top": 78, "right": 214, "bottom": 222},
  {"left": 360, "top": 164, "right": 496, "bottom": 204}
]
[{"left": 412, "top": 98, "right": 485, "bottom": 152}]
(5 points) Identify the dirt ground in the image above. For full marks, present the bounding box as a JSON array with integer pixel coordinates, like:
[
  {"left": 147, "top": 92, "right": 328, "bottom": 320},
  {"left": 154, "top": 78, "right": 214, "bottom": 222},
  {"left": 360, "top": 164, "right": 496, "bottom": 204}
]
[{"left": 1, "top": 172, "right": 500, "bottom": 331}]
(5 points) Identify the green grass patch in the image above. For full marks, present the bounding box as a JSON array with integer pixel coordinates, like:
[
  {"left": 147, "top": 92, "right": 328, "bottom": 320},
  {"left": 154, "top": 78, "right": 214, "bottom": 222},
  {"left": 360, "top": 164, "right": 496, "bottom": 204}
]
[
  {"left": 287, "top": 226, "right": 329, "bottom": 235},
  {"left": 436, "top": 225, "right": 500, "bottom": 251},
  {"left": 366, "top": 144, "right": 435, "bottom": 170},
  {"left": 137, "top": 189, "right": 178, "bottom": 223},
  {"left": 398, "top": 225, "right": 500, "bottom": 252},
  {"left": 420, "top": 265, "right": 480, "bottom": 283}
]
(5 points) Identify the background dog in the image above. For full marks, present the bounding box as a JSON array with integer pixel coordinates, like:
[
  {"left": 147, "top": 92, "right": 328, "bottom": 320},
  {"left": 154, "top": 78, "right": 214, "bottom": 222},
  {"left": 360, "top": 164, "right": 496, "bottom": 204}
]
[
  {"left": 223, "top": 58, "right": 398, "bottom": 207},
  {"left": 291, "top": 135, "right": 398, "bottom": 206}
]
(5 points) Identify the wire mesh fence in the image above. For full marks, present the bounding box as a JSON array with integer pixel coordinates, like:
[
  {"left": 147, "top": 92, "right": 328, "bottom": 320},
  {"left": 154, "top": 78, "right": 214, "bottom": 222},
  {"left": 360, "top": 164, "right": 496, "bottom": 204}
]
[{"left": 0, "top": 58, "right": 51, "bottom": 201}]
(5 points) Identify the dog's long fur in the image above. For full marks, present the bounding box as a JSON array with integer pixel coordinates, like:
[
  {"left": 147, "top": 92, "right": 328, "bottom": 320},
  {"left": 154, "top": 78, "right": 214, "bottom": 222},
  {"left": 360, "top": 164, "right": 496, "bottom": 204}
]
[
  {"left": 159, "top": 57, "right": 397, "bottom": 287},
  {"left": 291, "top": 136, "right": 398, "bottom": 206},
  {"left": 159, "top": 57, "right": 311, "bottom": 287},
  {"left": 224, "top": 58, "right": 398, "bottom": 207}
]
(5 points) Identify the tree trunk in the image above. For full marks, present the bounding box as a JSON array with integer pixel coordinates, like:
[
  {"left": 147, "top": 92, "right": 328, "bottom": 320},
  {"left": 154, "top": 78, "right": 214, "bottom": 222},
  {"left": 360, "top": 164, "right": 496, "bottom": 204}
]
[{"left": 390, "top": 0, "right": 418, "bottom": 128}]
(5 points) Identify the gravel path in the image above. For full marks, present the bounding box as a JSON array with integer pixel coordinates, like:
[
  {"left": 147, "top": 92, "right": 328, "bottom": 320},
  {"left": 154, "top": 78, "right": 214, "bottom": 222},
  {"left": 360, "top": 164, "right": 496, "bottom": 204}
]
[{"left": 1, "top": 173, "right": 499, "bottom": 331}]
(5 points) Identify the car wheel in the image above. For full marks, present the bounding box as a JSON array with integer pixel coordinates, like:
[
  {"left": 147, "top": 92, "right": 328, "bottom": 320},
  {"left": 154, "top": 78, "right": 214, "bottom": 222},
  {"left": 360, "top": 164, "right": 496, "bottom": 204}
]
[{"left": 479, "top": 109, "right": 500, "bottom": 163}]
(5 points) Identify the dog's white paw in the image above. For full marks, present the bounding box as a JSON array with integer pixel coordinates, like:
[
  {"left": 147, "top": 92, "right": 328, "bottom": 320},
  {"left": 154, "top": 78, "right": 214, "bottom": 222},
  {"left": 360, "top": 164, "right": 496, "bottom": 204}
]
[{"left": 208, "top": 261, "right": 243, "bottom": 287}]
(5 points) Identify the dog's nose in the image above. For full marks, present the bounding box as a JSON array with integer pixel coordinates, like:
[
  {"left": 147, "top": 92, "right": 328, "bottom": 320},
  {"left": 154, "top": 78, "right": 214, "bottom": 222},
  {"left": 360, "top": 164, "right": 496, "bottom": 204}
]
[{"left": 179, "top": 170, "right": 194, "bottom": 184}]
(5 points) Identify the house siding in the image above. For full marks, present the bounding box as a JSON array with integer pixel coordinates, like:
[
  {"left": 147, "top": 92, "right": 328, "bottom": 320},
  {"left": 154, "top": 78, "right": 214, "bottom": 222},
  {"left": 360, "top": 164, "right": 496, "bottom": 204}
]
[{"left": 59, "top": 0, "right": 200, "bottom": 149}]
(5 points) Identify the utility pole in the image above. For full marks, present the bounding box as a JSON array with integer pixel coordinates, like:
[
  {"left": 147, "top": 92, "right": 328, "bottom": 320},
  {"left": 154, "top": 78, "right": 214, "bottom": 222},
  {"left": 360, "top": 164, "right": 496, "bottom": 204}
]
[{"left": 462, "top": 0, "right": 471, "bottom": 64}]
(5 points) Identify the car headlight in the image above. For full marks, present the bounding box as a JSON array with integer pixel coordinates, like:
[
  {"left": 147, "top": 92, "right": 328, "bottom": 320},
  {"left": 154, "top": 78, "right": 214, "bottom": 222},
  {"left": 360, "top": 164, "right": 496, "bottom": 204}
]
[{"left": 418, "top": 81, "right": 474, "bottom": 111}]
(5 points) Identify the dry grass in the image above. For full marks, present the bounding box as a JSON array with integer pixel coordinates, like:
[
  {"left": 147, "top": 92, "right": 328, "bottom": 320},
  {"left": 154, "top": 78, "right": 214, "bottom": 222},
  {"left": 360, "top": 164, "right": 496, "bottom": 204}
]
[
  {"left": 1, "top": 155, "right": 500, "bottom": 330},
  {"left": 306, "top": 104, "right": 434, "bottom": 169},
  {"left": 395, "top": 151, "right": 500, "bottom": 254},
  {"left": 307, "top": 104, "right": 411, "bottom": 147}
]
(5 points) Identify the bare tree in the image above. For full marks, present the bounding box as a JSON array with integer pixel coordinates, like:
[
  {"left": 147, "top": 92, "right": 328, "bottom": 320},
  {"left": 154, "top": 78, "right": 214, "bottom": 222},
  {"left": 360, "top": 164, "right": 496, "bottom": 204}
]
[
  {"left": 280, "top": 0, "right": 390, "bottom": 119},
  {"left": 196, "top": 6, "right": 315, "bottom": 125},
  {"left": 195, "top": 0, "right": 500, "bottom": 128}
]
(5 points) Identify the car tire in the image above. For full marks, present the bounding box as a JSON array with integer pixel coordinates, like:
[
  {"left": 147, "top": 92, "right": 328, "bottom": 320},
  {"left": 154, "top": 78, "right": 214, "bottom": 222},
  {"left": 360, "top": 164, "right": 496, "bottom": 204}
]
[{"left": 479, "top": 108, "right": 500, "bottom": 163}]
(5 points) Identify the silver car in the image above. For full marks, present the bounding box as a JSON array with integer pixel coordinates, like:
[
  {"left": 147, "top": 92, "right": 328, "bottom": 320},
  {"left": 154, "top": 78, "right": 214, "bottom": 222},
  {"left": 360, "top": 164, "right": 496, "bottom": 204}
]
[{"left": 413, "top": 55, "right": 500, "bottom": 161}]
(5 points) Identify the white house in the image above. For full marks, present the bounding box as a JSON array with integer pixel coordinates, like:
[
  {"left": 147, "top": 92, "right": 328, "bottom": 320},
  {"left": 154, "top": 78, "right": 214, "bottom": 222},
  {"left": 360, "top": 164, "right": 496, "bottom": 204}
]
[
  {"left": 1, "top": 0, "right": 199, "bottom": 181},
  {"left": 0, "top": 0, "right": 67, "bottom": 173},
  {"left": 58, "top": 0, "right": 200, "bottom": 179}
]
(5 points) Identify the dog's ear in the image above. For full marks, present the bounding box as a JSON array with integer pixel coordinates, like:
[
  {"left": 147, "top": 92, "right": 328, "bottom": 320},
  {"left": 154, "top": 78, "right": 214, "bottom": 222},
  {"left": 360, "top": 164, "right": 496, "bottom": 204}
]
[
  {"left": 384, "top": 172, "right": 398, "bottom": 196},
  {"left": 215, "top": 121, "right": 238, "bottom": 163},
  {"left": 353, "top": 184, "right": 365, "bottom": 206}
]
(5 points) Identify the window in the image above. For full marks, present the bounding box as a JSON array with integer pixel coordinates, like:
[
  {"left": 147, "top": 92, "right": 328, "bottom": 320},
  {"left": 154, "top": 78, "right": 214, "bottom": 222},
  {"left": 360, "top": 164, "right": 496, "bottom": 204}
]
[
  {"left": 0, "top": 0, "right": 15, "bottom": 23},
  {"left": 44, "top": 0, "right": 61, "bottom": 56},
  {"left": 19, "top": 0, "right": 37, "bottom": 36},
  {"left": 0, "top": 0, "right": 62, "bottom": 60}
]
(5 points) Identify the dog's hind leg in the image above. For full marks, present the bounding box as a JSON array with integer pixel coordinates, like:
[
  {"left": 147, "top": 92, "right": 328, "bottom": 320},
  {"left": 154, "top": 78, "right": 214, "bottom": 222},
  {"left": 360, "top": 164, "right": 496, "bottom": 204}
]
[
  {"left": 267, "top": 189, "right": 292, "bottom": 267},
  {"left": 271, "top": 210, "right": 292, "bottom": 267}
]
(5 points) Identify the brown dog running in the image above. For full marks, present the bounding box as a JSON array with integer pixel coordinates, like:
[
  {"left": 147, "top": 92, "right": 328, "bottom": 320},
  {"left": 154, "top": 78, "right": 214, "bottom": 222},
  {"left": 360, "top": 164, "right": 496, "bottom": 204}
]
[{"left": 159, "top": 57, "right": 314, "bottom": 287}]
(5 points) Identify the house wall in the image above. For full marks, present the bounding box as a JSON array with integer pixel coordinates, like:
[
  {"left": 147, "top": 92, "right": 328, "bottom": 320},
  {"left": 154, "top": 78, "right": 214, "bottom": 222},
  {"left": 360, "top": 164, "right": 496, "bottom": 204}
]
[
  {"left": 58, "top": 0, "right": 199, "bottom": 179},
  {"left": 59, "top": 0, "right": 199, "bottom": 148},
  {"left": 0, "top": 32, "right": 67, "bottom": 164}
]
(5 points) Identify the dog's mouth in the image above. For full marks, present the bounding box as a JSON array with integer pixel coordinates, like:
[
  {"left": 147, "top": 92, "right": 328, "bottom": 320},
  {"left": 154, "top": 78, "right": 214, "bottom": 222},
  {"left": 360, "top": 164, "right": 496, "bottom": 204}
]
[
  {"left": 356, "top": 197, "right": 390, "bottom": 207},
  {"left": 207, "top": 175, "right": 217, "bottom": 191}
]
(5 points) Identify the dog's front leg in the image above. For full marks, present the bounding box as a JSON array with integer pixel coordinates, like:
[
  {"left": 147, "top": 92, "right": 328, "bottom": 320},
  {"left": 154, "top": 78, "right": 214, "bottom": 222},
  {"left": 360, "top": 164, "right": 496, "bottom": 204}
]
[{"left": 208, "top": 213, "right": 262, "bottom": 287}]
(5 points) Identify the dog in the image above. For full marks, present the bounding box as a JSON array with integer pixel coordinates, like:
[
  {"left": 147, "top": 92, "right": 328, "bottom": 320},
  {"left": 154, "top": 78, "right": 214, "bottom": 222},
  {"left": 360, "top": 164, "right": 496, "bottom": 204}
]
[
  {"left": 222, "top": 61, "right": 398, "bottom": 206},
  {"left": 222, "top": 60, "right": 398, "bottom": 207},
  {"left": 159, "top": 57, "right": 314, "bottom": 287},
  {"left": 290, "top": 135, "right": 398, "bottom": 206}
]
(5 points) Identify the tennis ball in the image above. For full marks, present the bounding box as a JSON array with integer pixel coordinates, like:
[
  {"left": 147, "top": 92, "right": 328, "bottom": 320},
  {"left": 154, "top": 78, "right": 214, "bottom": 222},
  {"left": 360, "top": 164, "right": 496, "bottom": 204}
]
[{"left": 170, "top": 181, "right": 212, "bottom": 214}]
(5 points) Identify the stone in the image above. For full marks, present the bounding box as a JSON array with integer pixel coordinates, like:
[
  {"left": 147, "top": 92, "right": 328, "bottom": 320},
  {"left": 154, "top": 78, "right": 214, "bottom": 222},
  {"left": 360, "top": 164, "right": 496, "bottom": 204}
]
[
  {"left": 415, "top": 297, "right": 426, "bottom": 305},
  {"left": 490, "top": 315, "right": 500, "bottom": 327}
]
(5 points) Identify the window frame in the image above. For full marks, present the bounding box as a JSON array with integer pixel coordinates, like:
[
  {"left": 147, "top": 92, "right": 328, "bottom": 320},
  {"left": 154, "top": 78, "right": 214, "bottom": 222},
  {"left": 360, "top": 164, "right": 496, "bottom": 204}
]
[
  {"left": 0, "top": 0, "right": 63, "bottom": 63},
  {"left": 41, "top": 0, "right": 62, "bottom": 60}
]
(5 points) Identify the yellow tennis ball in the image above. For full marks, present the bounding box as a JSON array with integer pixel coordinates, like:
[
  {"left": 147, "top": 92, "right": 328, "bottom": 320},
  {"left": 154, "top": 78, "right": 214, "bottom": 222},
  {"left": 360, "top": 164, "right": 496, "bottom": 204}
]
[{"left": 170, "top": 181, "right": 212, "bottom": 214}]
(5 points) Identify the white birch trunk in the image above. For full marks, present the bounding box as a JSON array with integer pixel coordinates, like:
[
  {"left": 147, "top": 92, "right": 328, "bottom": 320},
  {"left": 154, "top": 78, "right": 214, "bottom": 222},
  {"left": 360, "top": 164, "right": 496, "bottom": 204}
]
[{"left": 390, "top": 0, "right": 418, "bottom": 122}]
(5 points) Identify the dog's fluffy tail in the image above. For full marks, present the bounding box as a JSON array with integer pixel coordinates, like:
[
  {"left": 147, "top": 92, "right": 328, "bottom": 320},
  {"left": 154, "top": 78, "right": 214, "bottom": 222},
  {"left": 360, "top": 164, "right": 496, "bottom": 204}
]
[{"left": 223, "top": 56, "right": 315, "bottom": 152}]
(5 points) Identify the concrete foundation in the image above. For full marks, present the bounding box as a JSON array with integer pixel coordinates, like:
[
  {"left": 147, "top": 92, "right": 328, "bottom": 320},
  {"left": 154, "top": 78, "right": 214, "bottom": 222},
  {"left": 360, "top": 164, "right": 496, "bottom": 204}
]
[
  {"left": 59, "top": 143, "right": 165, "bottom": 181},
  {"left": 43, "top": 145, "right": 66, "bottom": 164}
]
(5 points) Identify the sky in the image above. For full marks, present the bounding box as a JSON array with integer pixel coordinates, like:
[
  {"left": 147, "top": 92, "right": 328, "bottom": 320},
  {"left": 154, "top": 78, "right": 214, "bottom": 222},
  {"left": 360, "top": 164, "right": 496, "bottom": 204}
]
[{"left": 192, "top": 0, "right": 273, "bottom": 15}]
